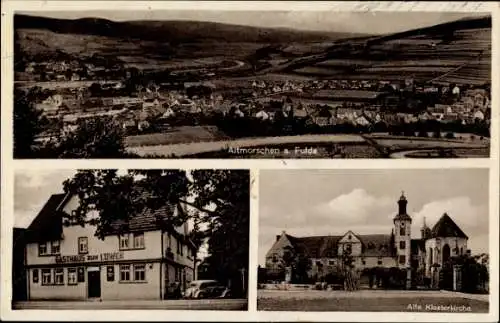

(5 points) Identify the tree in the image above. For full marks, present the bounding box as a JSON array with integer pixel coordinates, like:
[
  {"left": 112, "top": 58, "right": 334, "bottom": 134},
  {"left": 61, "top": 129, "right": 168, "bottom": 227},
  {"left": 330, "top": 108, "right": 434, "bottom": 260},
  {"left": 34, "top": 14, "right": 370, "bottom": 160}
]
[
  {"left": 62, "top": 169, "right": 250, "bottom": 296},
  {"left": 13, "top": 89, "right": 46, "bottom": 158},
  {"left": 47, "top": 117, "right": 134, "bottom": 158}
]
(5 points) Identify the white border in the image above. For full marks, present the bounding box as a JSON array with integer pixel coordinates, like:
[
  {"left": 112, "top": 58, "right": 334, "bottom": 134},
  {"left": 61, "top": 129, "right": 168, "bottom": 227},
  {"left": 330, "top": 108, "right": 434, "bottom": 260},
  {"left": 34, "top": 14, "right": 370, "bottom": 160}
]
[{"left": 1, "top": 1, "right": 499, "bottom": 322}]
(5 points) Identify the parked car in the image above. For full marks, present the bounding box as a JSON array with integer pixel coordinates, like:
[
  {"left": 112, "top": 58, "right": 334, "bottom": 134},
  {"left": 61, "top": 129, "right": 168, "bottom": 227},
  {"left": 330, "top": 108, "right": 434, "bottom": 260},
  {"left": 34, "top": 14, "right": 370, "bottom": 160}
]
[{"left": 183, "top": 280, "right": 231, "bottom": 299}]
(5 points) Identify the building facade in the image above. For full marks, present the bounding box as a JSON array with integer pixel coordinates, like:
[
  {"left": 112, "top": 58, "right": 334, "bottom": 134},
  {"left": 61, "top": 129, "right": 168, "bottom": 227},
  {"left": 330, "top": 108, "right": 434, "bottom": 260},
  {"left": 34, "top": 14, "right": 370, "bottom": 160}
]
[
  {"left": 265, "top": 193, "right": 469, "bottom": 284},
  {"left": 24, "top": 192, "right": 197, "bottom": 301}
]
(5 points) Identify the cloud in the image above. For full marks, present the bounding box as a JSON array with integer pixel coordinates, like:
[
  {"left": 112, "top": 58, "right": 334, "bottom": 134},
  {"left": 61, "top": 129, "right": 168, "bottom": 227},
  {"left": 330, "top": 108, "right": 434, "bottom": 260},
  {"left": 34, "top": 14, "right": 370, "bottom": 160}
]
[
  {"left": 14, "top": 170, "right": 76, "bottom": 228},
  {"left": 316, "top": 188, "right": 394, "bottom": 226},
  {"left": 412, "top": 196, "right": 488, "bottom": 239}
]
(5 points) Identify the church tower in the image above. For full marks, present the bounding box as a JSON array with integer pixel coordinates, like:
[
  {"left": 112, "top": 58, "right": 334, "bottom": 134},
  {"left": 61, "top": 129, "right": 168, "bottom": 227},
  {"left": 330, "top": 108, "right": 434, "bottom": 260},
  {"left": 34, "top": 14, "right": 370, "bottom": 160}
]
[
  {"left": 420, "top": 217, "right": 431, "bottom": 240},
  {"left": 393, "top": 192, "right": 412, "bottom": 269}
]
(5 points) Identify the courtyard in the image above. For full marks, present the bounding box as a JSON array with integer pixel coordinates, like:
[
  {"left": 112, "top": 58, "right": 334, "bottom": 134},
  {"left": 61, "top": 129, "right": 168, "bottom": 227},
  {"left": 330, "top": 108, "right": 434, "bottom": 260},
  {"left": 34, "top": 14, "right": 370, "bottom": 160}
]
[{"left": 257, "top": 289, "right": 489, "bottom": 312}]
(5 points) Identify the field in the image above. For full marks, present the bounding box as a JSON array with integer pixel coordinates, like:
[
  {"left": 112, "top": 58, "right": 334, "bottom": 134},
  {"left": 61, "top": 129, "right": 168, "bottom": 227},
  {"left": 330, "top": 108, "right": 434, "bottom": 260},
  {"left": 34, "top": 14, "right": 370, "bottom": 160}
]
[
  {"left": 257, "top": 290, "right": 489, "bottom": 312},
  {"left": 125, "top": 126, "right": 230, "bottom": 147},
  {"left": 281, "top": 19, "right": 491, "bottom": 85}
]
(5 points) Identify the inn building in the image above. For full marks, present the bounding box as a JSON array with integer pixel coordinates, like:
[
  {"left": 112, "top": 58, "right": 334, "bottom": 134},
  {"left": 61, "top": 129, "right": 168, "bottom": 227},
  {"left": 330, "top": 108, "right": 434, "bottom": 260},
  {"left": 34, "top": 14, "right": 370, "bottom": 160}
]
[
  {"left": 23, "top": 192, "right": 197, "bottom": 300},
  {"left": 266, "top": 193, "right": 469, "bottom": 286}
]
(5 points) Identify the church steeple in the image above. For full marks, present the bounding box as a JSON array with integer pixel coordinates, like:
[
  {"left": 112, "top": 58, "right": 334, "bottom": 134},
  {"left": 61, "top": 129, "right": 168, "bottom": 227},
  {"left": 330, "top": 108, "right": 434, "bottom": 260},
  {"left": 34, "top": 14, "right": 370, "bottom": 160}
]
[
  {"left": 394, "top": 191, "right": 412, "bottom": 223},
  {"left": 398, "top": 191, "right": 407, "bottom": 215}
]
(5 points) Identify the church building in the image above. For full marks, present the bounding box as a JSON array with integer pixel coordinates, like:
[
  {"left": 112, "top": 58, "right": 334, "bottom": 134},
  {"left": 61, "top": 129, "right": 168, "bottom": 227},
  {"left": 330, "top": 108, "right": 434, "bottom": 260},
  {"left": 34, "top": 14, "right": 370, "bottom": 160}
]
[{"left": 265, "top": 193, "right": 469, "bottom": 286}]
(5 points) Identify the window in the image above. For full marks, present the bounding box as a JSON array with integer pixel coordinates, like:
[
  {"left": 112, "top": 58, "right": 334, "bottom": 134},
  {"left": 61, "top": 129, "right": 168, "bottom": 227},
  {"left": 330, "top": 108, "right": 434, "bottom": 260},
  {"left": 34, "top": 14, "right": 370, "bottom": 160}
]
[
  {"left": 42, "top": 269, "right": 52, "bottom": 285},
  {"left": 177, "top": 239, "right": 182, "bottom": 255},
  {"left": 134, "top": 264, "right": 146, "bottom": 282},
  {"left": 78, "top": 237, "right": 88, "bottom": 254},
  {"left": 120, "top": 233, "right": 145, "bottom": 250},
  {"left": 348, "top": 234, "right": 352, "bottom": 240},
  {"left": 328, "top": 260, "right": 335, "bottom": 266},
  {"left": 400, "top": 227, "right": 406, "bottom": 236},
  {"left": 55, "top": 268, "right": 64, "bottom": 285},
  {"left": 167, "top": 233, "right": 172, "bottom": 248},
  {"left": 32, "top": 269, "right": 39, "bottom": 283},
  {"left": 107, "top": 266, "right": 114, "bottom": 282},
  {"left": 377, "top": 260, "right": 382, "bottom": 265},
  {"left": 362, "top": 260, "right": 366, "bottom": 265},
  {"left": 399, "top": 255, "right": 406, "bottom": 264},
  {"left": 68, "top": 268, "right": 77, "bottom": 285},
  {"left": 460, "top": 247, "right": 463, "bottom": 255},
  {"left": 133, "top": 233, "right": 145, "bottom": 249},
  {"left": 119, "top": 234, "right": 129, "bottom": 250},
  {"left": 120, "top": 264, "right": 131, "bottom": 282},
  {"left": 39, "top": 242, "right": 48, "bottom": 256},
  {"left": 77, "top": 267, "right": 85, "bottom": 282},
  {"left": 51, "top": 240, "right": 60, "bottom": 254},
  {"left": 400, "top": 241, "right": 406, "bottom": 249}
]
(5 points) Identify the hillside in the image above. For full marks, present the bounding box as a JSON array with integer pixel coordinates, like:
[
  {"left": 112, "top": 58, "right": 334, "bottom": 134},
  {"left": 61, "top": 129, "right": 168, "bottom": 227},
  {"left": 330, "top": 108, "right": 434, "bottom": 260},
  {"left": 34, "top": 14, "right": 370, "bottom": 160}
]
[
  {"left": 278, "top": 16, "right": 491, "bottom": 85},
  {"left": 14, "top": 14, "right": 350, "bottom": 44}
]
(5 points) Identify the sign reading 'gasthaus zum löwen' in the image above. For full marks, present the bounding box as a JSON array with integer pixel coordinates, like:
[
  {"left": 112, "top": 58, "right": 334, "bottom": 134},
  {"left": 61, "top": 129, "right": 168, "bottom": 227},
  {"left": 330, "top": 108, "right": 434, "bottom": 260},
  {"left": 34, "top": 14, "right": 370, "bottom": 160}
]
[{"left": 55, "top": 252, "right": 125, "bottom": 264}]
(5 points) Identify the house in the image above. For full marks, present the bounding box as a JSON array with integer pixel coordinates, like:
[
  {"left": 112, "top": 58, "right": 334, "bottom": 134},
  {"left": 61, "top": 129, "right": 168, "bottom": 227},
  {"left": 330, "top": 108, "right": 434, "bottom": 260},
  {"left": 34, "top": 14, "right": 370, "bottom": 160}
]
[
  {"left": 266, "top": 193, "right": 469, "bottom": 288},
  {"left": 473, "top": 110, "right": 485, "bottom": 120},
  {"left": 353, "top": 115, "right": 372, "bottom": 127},
  {"left": 143, "top": 99, "right": 161, "bottom": 110},
  {"left": 255, "top": 110, "right": 270, "bottom": 121},
  {"left": 23, "top": 192, "right": 197, "bottom": 300},
  {"left": 12, "top": 228, "right": 28, "bottom": 301},
  {"left": 162, "top": 107, "right": 176, "bottom": 119},
  {"left": 35, "top": 94, "right": 64, "bottom": 113}
]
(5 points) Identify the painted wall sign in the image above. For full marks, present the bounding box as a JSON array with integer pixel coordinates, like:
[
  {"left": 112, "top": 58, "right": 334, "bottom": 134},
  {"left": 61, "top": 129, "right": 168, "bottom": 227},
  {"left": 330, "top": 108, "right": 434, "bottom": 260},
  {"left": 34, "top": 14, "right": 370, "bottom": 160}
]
[{"left": 55, "top": 252, "right": 124, "bottom": 264}]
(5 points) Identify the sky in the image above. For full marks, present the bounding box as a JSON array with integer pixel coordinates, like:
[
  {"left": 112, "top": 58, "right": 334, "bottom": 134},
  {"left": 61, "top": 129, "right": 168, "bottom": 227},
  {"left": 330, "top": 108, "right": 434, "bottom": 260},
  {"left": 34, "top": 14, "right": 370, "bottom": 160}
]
[
  {"left": 14, "top": 169, "right": 209, "bottom": 259},
  {"left": 19, "top": 11, "right": 486, "bottom": 35},
  {"left": 258, "top": 169, "right": 489, "bottom": 265}
]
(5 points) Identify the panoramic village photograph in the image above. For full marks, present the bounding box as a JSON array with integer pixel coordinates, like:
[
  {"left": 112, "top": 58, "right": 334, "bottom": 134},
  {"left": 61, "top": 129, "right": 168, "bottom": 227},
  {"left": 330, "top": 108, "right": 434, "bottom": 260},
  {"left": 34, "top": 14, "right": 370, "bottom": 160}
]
[
  {"left": 257, "top": 169, "right": 490, "bottom": 312},
  {"left": 12, "top": 169, "right": 250, "bottom": 310},
  {"left": 13, "top": 11, "right": 491, "bottom": 159}
]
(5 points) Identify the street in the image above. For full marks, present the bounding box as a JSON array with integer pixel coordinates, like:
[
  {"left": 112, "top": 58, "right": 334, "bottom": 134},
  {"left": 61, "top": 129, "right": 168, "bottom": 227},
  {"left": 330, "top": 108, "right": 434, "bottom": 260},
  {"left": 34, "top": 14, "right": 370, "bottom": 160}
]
[
  {"left": 257, "top": 290, "right": 489, "bottom": 312},
  {"left": 13, "top": 299, "right": 248, "bottom": 310}
]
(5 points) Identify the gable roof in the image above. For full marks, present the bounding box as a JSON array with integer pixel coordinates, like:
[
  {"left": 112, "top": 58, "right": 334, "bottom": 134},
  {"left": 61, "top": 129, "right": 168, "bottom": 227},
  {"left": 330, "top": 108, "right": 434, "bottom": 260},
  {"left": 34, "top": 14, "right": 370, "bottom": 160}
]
[
  {"left": 25, "top": 191, "right": 192, "bottom": 244},
  {"left": 25, "top": 193, "right": 67, "bottom": 243},
  {"left": 284, "top": 232, "right": 393, "bottom": 258},
  {"left": 431, "top": 213, "right": 468, "bottom": 239}
]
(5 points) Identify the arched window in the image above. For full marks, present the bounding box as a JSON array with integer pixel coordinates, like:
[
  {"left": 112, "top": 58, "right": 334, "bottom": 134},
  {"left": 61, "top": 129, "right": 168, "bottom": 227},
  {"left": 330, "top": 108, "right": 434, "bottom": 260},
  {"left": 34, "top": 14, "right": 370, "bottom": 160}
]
[{"left": 429, "top": 248, "right": 433, "bottom": 264}]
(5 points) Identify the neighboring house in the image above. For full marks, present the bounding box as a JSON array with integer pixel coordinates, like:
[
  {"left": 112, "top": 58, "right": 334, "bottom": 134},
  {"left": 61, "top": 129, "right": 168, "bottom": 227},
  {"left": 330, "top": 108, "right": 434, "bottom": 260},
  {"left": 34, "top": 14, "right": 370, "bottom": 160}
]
[
  {"left": 265, "top": 193, "right": 469, "bottom": 285},
  {"left": 23, "top": 192, "right": 197, "bottom": 301},
  {"left": 12, "top": 228, "right": 28, "bottom": 301}
]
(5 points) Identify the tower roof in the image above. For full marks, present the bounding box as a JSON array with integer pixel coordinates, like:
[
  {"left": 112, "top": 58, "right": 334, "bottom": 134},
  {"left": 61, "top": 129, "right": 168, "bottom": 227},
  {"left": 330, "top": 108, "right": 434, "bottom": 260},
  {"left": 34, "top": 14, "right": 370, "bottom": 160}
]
[
  {"left": 394, "top": 191, "right": 412, "bottom": 222},
  {"left": 431, "top": 213, "right": 468, "bottom": 239}
]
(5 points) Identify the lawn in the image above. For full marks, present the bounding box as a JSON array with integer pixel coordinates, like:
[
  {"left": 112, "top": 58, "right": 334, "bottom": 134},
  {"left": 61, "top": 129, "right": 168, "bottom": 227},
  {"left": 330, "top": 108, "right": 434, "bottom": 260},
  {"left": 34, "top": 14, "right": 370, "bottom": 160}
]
[
  {"left": 257, "top": 296, "right": 488, "bottom": 312},
  {"left": 125, "top": 126, "right": 230, "bottom": 147}
]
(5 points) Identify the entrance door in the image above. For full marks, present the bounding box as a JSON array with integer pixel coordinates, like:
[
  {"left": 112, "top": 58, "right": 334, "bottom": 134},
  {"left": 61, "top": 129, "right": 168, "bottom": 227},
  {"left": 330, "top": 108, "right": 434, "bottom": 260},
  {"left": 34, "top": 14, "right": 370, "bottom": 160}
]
[{"left": 87, "top": 267, "right": 101, "bottom": 298}]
